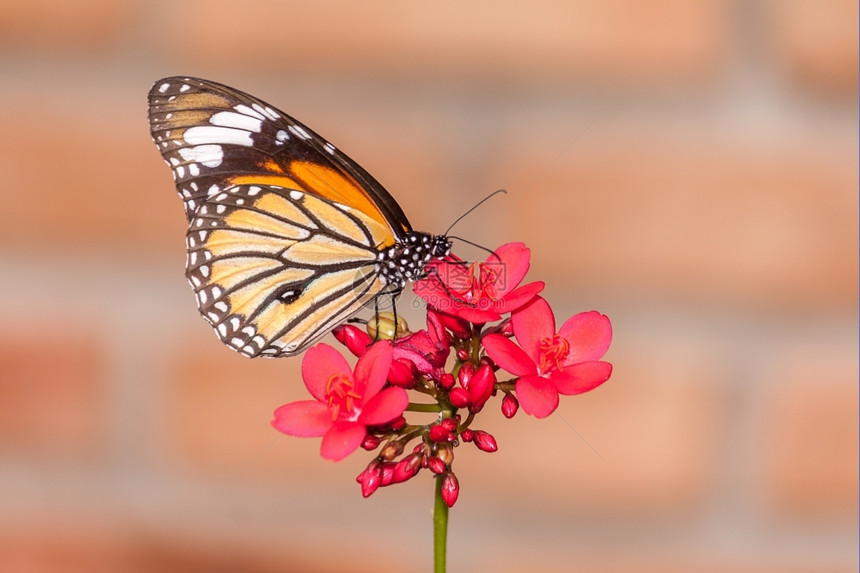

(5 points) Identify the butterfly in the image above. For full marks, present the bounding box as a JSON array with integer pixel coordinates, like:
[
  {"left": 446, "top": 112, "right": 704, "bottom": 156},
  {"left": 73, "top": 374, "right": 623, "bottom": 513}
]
[{"left": 148, "top": 77, "right": 452, "bottom": 357}]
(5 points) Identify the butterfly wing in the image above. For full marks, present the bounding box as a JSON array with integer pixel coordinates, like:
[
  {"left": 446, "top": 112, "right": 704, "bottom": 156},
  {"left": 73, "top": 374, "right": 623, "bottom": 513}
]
[
  {"left": 186, "top": 183, "right": 393, "bottom": 357},
  {"left": 148, "top": 76, "right": 413, "bottom": 237},
  {"left": 148, "top": 77, "right": 411, "bottom": 356}
]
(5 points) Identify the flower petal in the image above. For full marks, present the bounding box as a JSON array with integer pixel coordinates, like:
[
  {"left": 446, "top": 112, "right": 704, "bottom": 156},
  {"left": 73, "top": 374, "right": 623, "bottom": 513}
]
[
  {"left": 354, "top": 341, "right": 393, "bottom": 399},
  {"left": 302, "top": 344, "right": 352, "bottom": 402},
  {"left": 320, "top": 421, "right": 366, "bottom": 461},
  {"left": 358, "top": 386, "right": 409, "bottom": 426},
  {"left": 490, "top": 242, "right": 531, "bottom": 296},
  {"left": 551, "top": 361, "right": 613, "bottom": 395},
  {"left": 499, "top": 281, "right": 544, "bottom": 313},
  {"left": 482, "top": 333, "right": 537, "bottom": 376},
  {"left": 271, "top": 401, "right": 333, "bottom": 437},
  {"left": 455, "top": 306, "right": 502, "bottom": 324},
  {"left": 515, "top": 375, "right": 559, "bottom": 418},
  {"left": 511, "top": 297, "right": 555, "bottom": 364},
  {"left": 558, "top": 311, "right": 612, "bottom": 364}
]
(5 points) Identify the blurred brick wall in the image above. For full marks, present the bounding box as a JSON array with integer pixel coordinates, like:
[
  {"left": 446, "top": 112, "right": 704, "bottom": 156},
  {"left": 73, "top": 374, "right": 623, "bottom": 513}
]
[{"left": 0, "top": 1, "right": 856, "bottom": 572}]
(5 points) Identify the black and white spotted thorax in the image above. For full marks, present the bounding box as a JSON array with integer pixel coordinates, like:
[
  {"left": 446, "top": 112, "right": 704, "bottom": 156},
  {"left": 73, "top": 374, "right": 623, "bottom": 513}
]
[{"left": 376, "top": 233, "right": 452, "bottom": 289}]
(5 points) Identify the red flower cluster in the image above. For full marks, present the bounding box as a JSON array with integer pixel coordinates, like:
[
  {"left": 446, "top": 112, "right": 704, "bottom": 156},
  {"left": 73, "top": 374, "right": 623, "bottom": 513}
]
[{"left": 271, "top": 242, "right": 612, "bottom": 506}]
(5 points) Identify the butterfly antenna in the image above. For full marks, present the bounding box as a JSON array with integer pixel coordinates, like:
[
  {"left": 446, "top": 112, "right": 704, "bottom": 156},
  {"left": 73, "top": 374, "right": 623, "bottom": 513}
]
[
  {"left": 444, "top": 189, "right": 507, "bottom": 236},
  {"left": 446, "top": 235, "right": 502, "bottom": 262}
]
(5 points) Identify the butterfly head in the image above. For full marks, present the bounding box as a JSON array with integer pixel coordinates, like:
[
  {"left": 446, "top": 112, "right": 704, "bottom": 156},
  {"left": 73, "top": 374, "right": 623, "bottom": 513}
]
[{"left": 431, "top": 235, "right": 453, "bottom": 258}]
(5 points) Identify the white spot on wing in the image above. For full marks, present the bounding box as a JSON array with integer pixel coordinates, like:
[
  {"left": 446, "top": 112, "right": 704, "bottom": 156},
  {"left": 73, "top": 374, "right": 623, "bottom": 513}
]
[
  {"left": 233, "top": 104, "right": 265, "bottom": 119},
  {"left": 288, "top": 125, "right": 311, "bottom": 140},
  {"left": 178, "top": 144, "right": 224, "bottom": 168},
  {"left": 184, "top": 126, "right": 253, "bottom": 147},
  {"left": 210, "top": 111, "right": 263, "bottom": 133},
  {"left": 158, "top": 83, "right": 170, "bottom": 93}
]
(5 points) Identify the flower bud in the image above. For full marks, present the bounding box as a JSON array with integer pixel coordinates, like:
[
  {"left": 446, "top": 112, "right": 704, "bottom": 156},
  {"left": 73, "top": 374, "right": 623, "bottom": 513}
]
[
  {"left": 440, "top": 471, "right": 460, "bottom": 507},
  {"left": 435, "top": 442, "right": 455, "bottom": 466},
  {"left": 498, "top": 318, "right": 514, "bottom": 337},
  {"left": 357, "top": 461, "right": 382, "bottom": 497},
  {"left": 367, "top": 312, "right": 409, "bottom": 341},
  {"left": 438, "top": 372, "right": 455, "bottom": 390},
  {"left": 380, "top": 462, "right": 397, "bottom": 486},
  {"left": 448, "top": 387, "right": 470, "bottom": 409},
  {"left": 467, "top": 363, "right": 495, "bottom": 412},
  {"left": 388, "top": 416, "right": 406, "bottom": 431},
  {"left": 501, "top": 393, "right": 519, "bottom": 418},
  {"left": 457, "top": 362, "right": 474, "bottom": 389},
  {"left": 361, "top": 434, "right": 382, "bottom": 450},
  {"left": 456, "top": 348, "right": 470, "bottom": 362},
  {"left": 472, "top": 430, "right": 498, "bottom": 453},
  {"left": 387, "top": 358, "right": 416, "bottom": 388},
  {"left": 440, "top": 417, "right": 459, "bottom": 432},
  {"left": 393, "top": 453, "right": 422, "bottom": 483},
  {"left": 380, "top": 440, "right": 405, "bottom": 460},
  {"left": 427, "top": 456, "right": 446, "bottom": 475},
  {"left": 429, "top": 423, "right": 453, "bottom": 443},
  {"left": 333, "top": 324, "right": 372, "bottom": 356},
  {"left": 459, "top": 429, "right": 474, "bottom": 442}
]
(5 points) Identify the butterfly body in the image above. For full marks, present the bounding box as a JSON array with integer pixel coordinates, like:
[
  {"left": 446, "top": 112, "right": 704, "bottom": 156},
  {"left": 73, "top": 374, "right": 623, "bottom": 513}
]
[{"left": 148, "top": 77, "right": 450, "bottom": 357}]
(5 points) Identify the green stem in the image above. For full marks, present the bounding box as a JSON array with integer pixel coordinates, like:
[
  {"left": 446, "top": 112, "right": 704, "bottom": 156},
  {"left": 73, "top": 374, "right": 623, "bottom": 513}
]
[
  {"left": 406, "top": 402, "right": 443, "bottom": 413},
  {"left": 433, "top": 475, "right": 448, "bottom": 573}
]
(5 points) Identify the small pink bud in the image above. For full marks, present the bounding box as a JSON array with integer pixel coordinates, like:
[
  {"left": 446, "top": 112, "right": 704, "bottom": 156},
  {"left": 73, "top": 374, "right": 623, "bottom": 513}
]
[
  {"left": 388, "top": 358, "right": 416, "bottom": 387},
  {"left": 501, "top": 393, "right": 519, "bottom": 418},
  {"left": 440, "top": 472, "right": 460, "bottom": 507},
  {"left": 357, "top": 461, "right": 382, "bottom": 497},
  {"left": 427, "top": 456, "right": 446, "bottom": 475},
  {"left": 460, "top": 429, "right": 474, "bottom": 442},
  {"left": 467, "top": 364, "right": 495, "bottom": 412},
  {"left": 438, "top": 373, "right": 455, "bottom": 390},
  {"left": 440, "top": 417, "right": 459, "bottom": 432},
  {"left": 361, "top": 435, "right": 382, "bottom": 450},
  {"left": 472, "top": 430, "right": 498, "bottom": 452},
  {"left": 380, "top": 462, "right": 397, "bottom": 486},
  {"left": 458, "top": 362, "right": 474, "bottom": 389},
  {"left": 449, "top": 387, "right": 470, "bottom": 408},
  {"left": 388, "top": 416, "right": 406, "bottom": 431},
  {"left": 393, "top": 453, "right": 422, "bottom": 483},
  {"left": 428, "top": 424, "right": 451, "bottom": 443},
  {"left": 333, "top": 324, "right": 372, "bottom": 356},
  {"left": 456, "top": 348, "right": 470, "bottom": 362}
]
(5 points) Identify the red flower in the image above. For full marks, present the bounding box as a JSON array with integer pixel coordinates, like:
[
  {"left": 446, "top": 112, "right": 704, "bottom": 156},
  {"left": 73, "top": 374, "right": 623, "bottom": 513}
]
[
  {"left": 482, "top": 297, "right": 612, "bottom": 418},
  {"left": 271, "top": 342, "right": 408, "bottom": 461},
  {"left": 414, "top": 242, "right": 544, "bottom": 323}
]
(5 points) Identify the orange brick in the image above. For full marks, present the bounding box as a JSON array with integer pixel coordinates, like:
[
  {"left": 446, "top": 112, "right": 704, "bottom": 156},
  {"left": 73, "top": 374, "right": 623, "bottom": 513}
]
[
  {"left": 161, "top": 0, "right": 727, "bottom": 86},
  {"left": 0, "top": 0, "right": 134, "bottom": 52},
  {"left": 0, "top": 320, "right": 107, "bottom": 459},
  {"left": 764, "top": 0, "right": 859, "bottom": 98},
  {"left": 478, "top": 119, "right": 858, "bottom": 312},
  {"left": 756, "top": 332, "right": 858, "bottom": 520}
]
